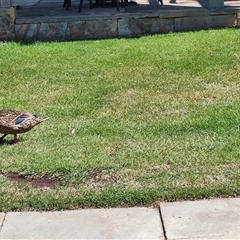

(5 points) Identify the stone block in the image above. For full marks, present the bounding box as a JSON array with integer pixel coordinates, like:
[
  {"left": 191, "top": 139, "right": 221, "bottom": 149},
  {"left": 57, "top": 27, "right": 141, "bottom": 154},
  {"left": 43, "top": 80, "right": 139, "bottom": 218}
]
[
  {"left": 15, "top": 23, "right": 39, "bottom": 41},
  {"left": 159, "top": 9, "right": 209, "bottom": 19},
  {"left": 209, "top": 14, "right": 237, "bottom": 27},
  {"left": 68, "top": 20, "right": 118, "bottom": 40},
  {"left": 0, "top": 0, "right": 11, "bottom": 8},
  {"left": 0, "top": 7, "right": 16, "bottom": 41},
  {"left": 16, "top": 22, "right": 67, "bottom": 41},
  {"left": 210, "top": 9, "right": 239, "bottom": 15},
  {"left": 118, "top": 17, "right": 174, "bottom": 37},
  {"left": 174, "top": 14, "right": 236, "bottom": 32},
  {"left": 38, "top": 22, "right": 67, "bottom": 41}
]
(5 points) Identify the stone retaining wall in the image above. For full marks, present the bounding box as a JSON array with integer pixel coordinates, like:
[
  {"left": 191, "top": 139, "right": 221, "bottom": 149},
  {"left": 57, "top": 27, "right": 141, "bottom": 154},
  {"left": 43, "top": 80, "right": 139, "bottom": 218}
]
[
  {"left": 15, "top": 9, "right": 239, "bottom": 41},
  {"left": 0, "top": 7, "right": 15, "bottom": 41},
  {"left": 0, "top": 7, "right": 240, "bottom": 41}
]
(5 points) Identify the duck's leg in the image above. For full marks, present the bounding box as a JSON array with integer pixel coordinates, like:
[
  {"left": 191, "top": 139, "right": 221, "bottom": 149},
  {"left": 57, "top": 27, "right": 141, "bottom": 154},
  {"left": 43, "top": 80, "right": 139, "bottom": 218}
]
[
  {"left": 14, "top": 134, "right": 19, "bottom": 143},
  {"left": 0, "top": 134, "right": 7, "bottom": 142}
]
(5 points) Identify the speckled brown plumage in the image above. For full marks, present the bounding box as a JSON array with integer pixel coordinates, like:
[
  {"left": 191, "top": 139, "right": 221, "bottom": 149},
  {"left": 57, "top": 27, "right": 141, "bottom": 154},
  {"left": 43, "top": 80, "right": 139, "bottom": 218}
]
[{"left": 0, "top": 109, "right": 48, "bottom": 143}]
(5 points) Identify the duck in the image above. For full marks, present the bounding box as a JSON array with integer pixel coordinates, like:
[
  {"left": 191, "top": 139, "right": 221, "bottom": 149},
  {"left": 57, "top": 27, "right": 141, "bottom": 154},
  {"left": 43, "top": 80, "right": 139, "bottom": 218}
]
[{"left": 0, "top": 109, "right": 48, "bottom": 143}]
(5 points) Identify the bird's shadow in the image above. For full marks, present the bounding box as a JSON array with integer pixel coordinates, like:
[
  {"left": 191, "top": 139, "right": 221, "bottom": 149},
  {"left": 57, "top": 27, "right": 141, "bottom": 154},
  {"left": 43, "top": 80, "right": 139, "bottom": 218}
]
[{"left": 0, "top": 139, "right": 17, "bottom": 145}]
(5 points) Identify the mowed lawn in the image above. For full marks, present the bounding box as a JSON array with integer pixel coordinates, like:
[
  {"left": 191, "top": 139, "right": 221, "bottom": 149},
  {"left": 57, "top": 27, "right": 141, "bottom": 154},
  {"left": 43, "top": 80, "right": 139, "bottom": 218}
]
[{"left": 0, "top": 29, "right": 239, "bottom": 211}]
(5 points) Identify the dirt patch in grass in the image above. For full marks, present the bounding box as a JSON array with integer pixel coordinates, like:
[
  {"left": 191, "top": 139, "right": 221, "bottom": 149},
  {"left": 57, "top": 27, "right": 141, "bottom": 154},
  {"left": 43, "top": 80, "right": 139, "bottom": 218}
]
[
  {"left": 3, "top": 173, "right": 61, "bottom": 189},
  {"left": 89, "top": 169, "right": 118, "bottom": 184}
]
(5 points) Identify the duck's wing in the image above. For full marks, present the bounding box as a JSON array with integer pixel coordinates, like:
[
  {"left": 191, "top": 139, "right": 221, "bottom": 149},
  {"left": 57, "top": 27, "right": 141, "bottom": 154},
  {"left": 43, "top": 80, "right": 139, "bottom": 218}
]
[
  {"left": 14, "top": 112, "right": 35, "bottom": 124},
  {"left": 0, "top": 109, "right": 35, "bottom": 126},
  {"left": 0, "top": 110, "right": 22, "bottom": 133},
  {"left": 0, "top": 110, "right": 22, "bottom": 126}
]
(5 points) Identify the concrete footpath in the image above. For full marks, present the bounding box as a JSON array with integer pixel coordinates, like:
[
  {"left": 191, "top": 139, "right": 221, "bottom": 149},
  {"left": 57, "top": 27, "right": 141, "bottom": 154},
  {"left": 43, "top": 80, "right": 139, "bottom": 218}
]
[{"left": 0, "top": 197, "right": 240, "bottom": 239}]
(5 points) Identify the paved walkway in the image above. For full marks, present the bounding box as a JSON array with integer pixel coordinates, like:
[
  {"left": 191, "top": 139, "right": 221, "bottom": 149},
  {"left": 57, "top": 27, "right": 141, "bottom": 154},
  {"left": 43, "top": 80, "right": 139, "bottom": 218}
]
[{"left": 0, "top": 197, "right": 240, "bottom": 239}]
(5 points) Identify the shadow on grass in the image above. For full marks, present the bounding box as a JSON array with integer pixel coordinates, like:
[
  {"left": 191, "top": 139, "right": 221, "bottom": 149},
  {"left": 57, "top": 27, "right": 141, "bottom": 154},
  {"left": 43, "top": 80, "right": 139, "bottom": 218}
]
[{"left": 0, "top": 139, "right": 16, "bottom": 145}]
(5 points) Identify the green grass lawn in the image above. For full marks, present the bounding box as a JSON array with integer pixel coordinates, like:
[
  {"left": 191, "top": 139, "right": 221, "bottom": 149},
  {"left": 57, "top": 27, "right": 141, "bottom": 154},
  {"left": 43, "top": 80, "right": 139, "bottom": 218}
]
[{"left": 0, "top": 28, "right": 240, "bottom": 211}]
